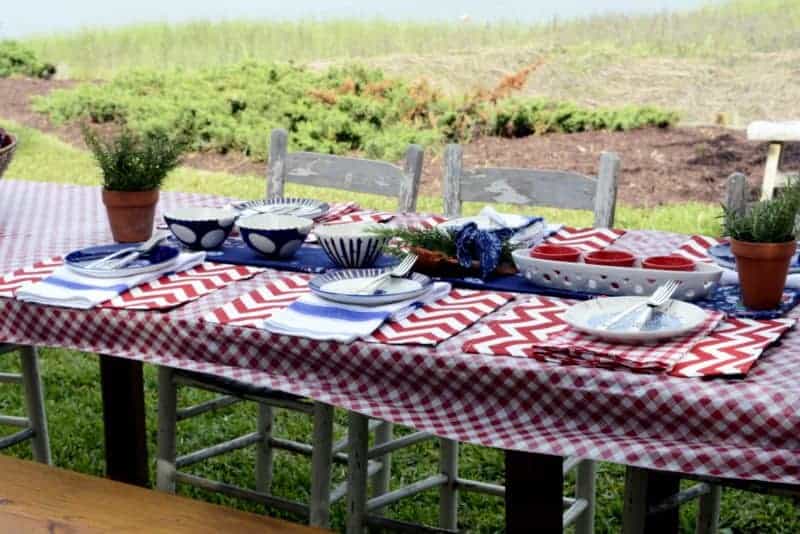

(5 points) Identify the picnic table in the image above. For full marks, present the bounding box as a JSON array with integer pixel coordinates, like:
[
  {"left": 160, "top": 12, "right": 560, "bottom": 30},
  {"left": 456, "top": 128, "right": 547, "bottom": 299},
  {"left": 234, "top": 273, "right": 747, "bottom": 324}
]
[{"left": 1, "top": 179, "right": 799, "bottom": 533}]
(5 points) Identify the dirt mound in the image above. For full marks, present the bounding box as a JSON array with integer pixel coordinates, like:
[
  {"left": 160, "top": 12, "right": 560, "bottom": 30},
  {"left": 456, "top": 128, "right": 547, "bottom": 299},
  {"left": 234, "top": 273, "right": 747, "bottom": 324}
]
[{"left": 2, "top": 76, "right": 795, "bottom": 207}]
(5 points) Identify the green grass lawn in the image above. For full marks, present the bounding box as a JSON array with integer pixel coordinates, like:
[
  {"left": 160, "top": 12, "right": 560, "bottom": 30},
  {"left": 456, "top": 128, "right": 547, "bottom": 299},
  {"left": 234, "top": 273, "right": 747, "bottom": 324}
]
[
  {"left": 1, "top": 121, "right": 798, "bottom": 532},
  {"left": 18, "top": 1, "right": 800, "bottom": 79}
]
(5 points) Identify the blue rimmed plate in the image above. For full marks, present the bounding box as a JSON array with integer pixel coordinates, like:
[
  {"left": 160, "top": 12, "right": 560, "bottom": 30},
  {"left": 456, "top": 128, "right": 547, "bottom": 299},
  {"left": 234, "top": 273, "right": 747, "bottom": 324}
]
[
  {"left": 232, "top": 197, "right": 330, "bottom": 220},
  {"left": 709, "top": 242, "right": 800, "bottom": 273},
  {"left": 64, "top": 244, "right": 180, "bottom": 278},
  {"left": 309, "top": 269, "right": 433, "bottom": 306}
]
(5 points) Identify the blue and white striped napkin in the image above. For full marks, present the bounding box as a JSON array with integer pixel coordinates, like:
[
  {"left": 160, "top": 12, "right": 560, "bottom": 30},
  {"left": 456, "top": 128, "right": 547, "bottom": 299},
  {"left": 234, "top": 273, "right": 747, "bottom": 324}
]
[
  {"left": 17, "top": 251, "right": 206, "bottom": 309},
  {"left": 263, "top": 282, "right": 452, "bottom": 342}
]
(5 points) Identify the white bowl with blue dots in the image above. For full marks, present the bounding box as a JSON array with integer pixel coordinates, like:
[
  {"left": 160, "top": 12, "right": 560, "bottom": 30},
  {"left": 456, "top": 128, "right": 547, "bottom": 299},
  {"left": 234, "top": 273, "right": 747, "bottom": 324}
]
[
  {"left": 237, "top": 214, "right": 314, "bottom": 259},
  {"left": 164, "top": 207, "right": 237, "bottom": 250}
]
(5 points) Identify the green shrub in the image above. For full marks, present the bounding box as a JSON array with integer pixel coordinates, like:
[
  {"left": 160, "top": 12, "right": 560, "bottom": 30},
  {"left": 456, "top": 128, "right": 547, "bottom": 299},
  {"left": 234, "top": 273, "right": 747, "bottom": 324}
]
[
  {"left": 34, "top": 62, "right": 678, "bottom": 162},
  {"left": 0, "top": 41, "right": 55, "bottom": 79},
  {"left": 82, "top": 126, "right": 187, "bottom": 191}
]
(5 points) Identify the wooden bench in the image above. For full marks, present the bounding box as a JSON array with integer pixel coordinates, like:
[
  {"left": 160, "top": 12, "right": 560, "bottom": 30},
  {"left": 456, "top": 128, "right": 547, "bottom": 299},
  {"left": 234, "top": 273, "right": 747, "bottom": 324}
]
[
  {"left": 0, "top": 454, "right": 326, "bottom": 533},
  {"left": 747, "top": 120, "right": 800, "bottom": 200}
]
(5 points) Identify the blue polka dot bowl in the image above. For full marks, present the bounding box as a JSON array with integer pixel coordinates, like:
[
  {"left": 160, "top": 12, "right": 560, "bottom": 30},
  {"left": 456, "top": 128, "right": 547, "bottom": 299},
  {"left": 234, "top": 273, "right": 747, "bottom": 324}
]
[
  {"left": 163, "top": 207, "right": 237, "bottom": 250},
  {"left": 237, "top": 214, "right": 314, "bottom": 259}
]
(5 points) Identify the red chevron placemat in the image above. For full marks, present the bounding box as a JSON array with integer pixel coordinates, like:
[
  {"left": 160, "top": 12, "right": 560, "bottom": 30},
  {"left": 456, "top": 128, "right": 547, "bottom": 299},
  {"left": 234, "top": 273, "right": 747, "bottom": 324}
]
[
  {"left": 202, "top": 276, "right": 511, "bottom": 345},
  {"left": 201, "top": 274, "right": 311, "bottom": 327},
  {"left": 98, "top": 263, "right": 264, "bottom": 310},
  {"left": 462, "top": 295, "right": 725, "bottom": 373},
  {"left": 544, "top": 227, "right": 626, "bottom": 252},
  {"left": 0, "top": 257, "right": 62, "bottom": 298},
  {"left": 672, "top": 235, "right": 720, "bottom": 263},
  {"left": 670, "top": 317, "right": 795, "bottom": 377},
  {"left": 365, "top": 289, "right": 513, "bottom": 345},
  {"left": 0, "top": 258, "right": 263, "bottom": 310}
]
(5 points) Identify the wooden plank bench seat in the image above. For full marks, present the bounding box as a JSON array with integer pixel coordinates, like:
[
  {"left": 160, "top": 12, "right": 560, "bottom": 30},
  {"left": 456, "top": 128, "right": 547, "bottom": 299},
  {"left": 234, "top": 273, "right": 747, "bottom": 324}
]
[{"left": 0, "top": 454, "right": 326, "bottom": 533}]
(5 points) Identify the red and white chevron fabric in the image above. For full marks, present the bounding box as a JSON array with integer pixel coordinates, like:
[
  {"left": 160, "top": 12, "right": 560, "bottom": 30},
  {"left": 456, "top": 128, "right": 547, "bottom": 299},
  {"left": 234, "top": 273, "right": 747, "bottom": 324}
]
[
  {"left": 409, "top": 215, "right": 449, "bottom": 229},
  {"left": 670, "top": 318, "right": 795, "bottom": 377},
  {"left": 544, "top": 226, "right": 626, "bottom": 252},
  {"left": 463, "top": 295, "right": 724, "bottom": 373},
  {"left": 672, "top": 235, "right": 720, "bottom": 263},
  {"left": 98, "top": 263, "right": 265, "bottom": 310},
  {"left": 0, "top": 257, "right": 263, "bottom": 310},
  {"left": 0, "top": 257, "right": 61, "bottom": 298},
  {"left": 203, "top": 277, "right": 510, "bottom": 345},
  {"left": 366, "top": 289, "right": 514, "bottom": 345},
  {"left": 201, "top": 275, "right": 310, "bottom": 327},
  {"left": 316, "top": 202, "right": 393, "bottom": 225}
]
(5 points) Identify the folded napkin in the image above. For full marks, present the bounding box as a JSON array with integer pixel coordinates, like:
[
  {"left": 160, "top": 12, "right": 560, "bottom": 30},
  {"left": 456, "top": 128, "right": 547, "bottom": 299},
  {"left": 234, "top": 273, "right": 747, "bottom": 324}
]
[
  {"left": 263, "top": 282, "right": 451, "bottom": 342},
  {"left": 17, "top": 251, "right": 205, "bottom": 309}
]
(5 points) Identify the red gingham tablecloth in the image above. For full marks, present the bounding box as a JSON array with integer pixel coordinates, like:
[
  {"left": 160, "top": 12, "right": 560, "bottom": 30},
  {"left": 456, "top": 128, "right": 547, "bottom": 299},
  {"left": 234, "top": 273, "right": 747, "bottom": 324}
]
[{"left": 1, "top": 180, "right": 798, "bottom": 485}]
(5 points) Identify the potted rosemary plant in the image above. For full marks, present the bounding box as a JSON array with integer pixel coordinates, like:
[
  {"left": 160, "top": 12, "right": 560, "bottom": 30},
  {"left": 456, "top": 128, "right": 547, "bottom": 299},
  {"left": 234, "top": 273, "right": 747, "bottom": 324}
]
[
  {"left": 83, "top": 126, "right": 186, "bottom": 243},
  {"left": 723, "top": 179, "right": 800, "bottom": 310}
]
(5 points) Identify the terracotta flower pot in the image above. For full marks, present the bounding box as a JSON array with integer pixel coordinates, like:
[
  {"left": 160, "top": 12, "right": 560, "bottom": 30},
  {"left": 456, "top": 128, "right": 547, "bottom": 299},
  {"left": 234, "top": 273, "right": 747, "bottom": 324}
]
[
  {"left": 730, "top": 238, "right": 797, "bottom": 310},
  {"left": 101, "top": 189, "right": 159, "bottom": 243}
]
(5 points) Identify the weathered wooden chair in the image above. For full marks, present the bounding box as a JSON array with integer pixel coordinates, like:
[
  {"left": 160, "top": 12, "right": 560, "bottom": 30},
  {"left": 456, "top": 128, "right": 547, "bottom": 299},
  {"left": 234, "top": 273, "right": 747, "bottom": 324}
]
[
  {"left": 0, "top": 344, "right": 50, "bottom": 464},
  {"left": 345, "top": 145, "right": 620, "bottom": 533},
  {"left": 156, "top": 128, "right": 425, "bottom": 528},
  {"left": 747, "top": 121, "right": 800, "bottom": 200},
  {"left": 620, "top": 173, "right": 749, "bottom": 534}
]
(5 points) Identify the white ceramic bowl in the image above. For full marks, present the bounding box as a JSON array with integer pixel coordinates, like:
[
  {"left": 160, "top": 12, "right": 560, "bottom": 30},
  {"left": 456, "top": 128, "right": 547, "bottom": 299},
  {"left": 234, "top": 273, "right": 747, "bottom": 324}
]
[
  {"left": 237, "top": 214, "right": 314, "bottom": 258},
  {"left": 163, "top": 207, "right": 237, "bottom": 250},
  {"left": 314, "top": 222, "right": 388, "bottom": 268}
]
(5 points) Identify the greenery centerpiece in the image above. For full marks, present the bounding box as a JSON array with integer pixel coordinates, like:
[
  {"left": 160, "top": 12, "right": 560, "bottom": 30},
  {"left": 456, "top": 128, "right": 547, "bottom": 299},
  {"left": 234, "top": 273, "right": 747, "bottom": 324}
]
[
  {"left": 723, "top": 179, "right": 800, "bottom": 310},
  {"left": 83, "top": 126, "right": 186, "bottom": 243},
  {"left": 375, "top": 226, "right": 519, "bottom": 278}
]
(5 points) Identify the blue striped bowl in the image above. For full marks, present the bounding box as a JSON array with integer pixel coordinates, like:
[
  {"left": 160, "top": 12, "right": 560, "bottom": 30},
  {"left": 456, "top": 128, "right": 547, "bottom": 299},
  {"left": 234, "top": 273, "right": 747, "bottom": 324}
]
[{"left": 315, "top": 223, "right": 388, "bottom": 268}]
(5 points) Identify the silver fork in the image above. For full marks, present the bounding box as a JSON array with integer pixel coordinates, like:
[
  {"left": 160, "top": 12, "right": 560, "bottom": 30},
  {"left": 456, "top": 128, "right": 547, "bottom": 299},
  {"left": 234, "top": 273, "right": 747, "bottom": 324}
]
[
  {"left": 597, "top": 280, "right": 680, "bottom": 331},
  {"left": 355, "top": 254, "right": 418, "bottom": 295}
]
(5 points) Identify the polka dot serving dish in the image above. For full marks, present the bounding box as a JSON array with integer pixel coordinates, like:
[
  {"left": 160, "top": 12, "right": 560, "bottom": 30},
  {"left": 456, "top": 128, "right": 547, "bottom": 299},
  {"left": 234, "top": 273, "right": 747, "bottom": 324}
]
[
  {"left": 236, "top": 214, "right": 314, "bottom": 259},
  {"left": 512, "top": 248, "right": 723, "bottom": 301},
  {"left": 163, "top": 207, "right": 237, "bottom": 250}
]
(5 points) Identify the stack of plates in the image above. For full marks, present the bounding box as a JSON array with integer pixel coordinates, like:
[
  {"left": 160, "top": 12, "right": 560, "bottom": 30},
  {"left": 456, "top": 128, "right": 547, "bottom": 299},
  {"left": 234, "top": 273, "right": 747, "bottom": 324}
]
[
  {"left": 233, "top": 198, "right": 330, "bottom": 220},
  {"left": 309, "top": 269, "right": 433, "bottom": 305},
  {"left": 64, "top": 244, "right": 180, "bottom": 278}
]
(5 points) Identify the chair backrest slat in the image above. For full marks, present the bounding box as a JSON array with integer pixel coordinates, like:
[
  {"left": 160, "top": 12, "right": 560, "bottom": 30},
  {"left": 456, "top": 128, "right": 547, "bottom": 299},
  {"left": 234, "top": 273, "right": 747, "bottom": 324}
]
[
  {"left": 443, "top": 144, "right": 620, "bottom": 228},
  {"left": 725, "top": 172, "right": 748, "bottom": 216},
  {"left": 267, "top": 128, "right": 423, "bottom": 212}
]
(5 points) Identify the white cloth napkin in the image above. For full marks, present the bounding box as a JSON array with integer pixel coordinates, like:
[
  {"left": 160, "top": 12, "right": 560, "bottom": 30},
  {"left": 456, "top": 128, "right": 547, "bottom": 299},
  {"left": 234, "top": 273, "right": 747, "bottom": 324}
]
[
  {"left": 17, "top": 251, "right": 206, "bottom": 309},
  {"left": 477, "top": 206, "right": 561, "bottom": 246},
  {"left": 720, "top": 268, "right": 800, "bottom": 288},
  {"left": 263, "top": 282, "right": 452, "bottom": 342}
]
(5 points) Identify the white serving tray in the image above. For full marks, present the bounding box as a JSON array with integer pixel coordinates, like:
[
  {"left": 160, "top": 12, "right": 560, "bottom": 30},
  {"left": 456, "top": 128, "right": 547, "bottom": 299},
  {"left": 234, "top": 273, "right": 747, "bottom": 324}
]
[{"left": 512, "top": 249, "right": 723, "bottom": 301}]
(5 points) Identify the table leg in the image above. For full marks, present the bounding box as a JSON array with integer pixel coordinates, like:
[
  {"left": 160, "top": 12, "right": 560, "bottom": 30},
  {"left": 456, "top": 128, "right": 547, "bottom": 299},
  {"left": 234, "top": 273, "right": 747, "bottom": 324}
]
[
  {"left": 99, "top": 355, "right": 149, "bottom": 487},
  {"left": 505, "top": 451, "right": 563, "bottom": 534},
  {"left": 623, "top": 466, "right": 681, "bottom": 534}
]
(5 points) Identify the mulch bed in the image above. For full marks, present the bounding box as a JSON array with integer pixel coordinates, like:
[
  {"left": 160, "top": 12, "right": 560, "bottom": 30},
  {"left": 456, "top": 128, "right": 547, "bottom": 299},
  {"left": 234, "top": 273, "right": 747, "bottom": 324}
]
[{"left": 3, "top": 76, "right": 798, "bottom": 207}]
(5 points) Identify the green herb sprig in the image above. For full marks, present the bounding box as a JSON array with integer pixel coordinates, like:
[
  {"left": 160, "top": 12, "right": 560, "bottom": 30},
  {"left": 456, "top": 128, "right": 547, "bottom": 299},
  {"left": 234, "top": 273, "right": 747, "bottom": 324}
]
[{"left": 723, "top": 177, "right": 800, "bottom": 243}]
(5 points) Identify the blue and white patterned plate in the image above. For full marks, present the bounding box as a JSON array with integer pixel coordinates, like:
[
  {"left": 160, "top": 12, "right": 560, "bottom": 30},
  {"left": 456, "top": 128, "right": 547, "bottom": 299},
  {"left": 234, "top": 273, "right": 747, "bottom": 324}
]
[
  {"left": 309, "top": 269, "right": 433, "bottom": 306},
  {"left": 64, "top": 244, "right": 180, "bottom": 278},
  {"left": 232, "top": 197, "right": 330, "bottom": 220},
  {"left": 709, "top": 242, "right": 800, "bottom": 274}
]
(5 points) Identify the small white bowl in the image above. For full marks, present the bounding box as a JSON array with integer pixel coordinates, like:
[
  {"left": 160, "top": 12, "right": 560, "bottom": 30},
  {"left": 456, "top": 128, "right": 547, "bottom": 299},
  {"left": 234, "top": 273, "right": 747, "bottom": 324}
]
[
  {"left": 163, "top": 207, "right": 237, "bottom": 250},
  {"left": 237, "top": 214, "right": 314, "bottom": 258},
  {"left": 314, "top": 223, "right": 388, "bottom": 268}
]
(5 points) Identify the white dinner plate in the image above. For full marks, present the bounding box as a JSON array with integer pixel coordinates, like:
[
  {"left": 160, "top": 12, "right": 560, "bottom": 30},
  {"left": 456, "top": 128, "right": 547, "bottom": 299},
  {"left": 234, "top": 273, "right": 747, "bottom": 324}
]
[
  {"left": 563, "top": 296, "right": 708, "bottom": 343},
  {"left": 309, "top": 269, "right": 433, "bottom": 305}
]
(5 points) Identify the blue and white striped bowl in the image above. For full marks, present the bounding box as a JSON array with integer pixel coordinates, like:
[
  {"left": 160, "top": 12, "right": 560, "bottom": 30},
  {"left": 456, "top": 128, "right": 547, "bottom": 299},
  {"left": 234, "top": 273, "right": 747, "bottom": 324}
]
[{"left": 315, "top": 223, "right": 388, "bottom": 268}]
